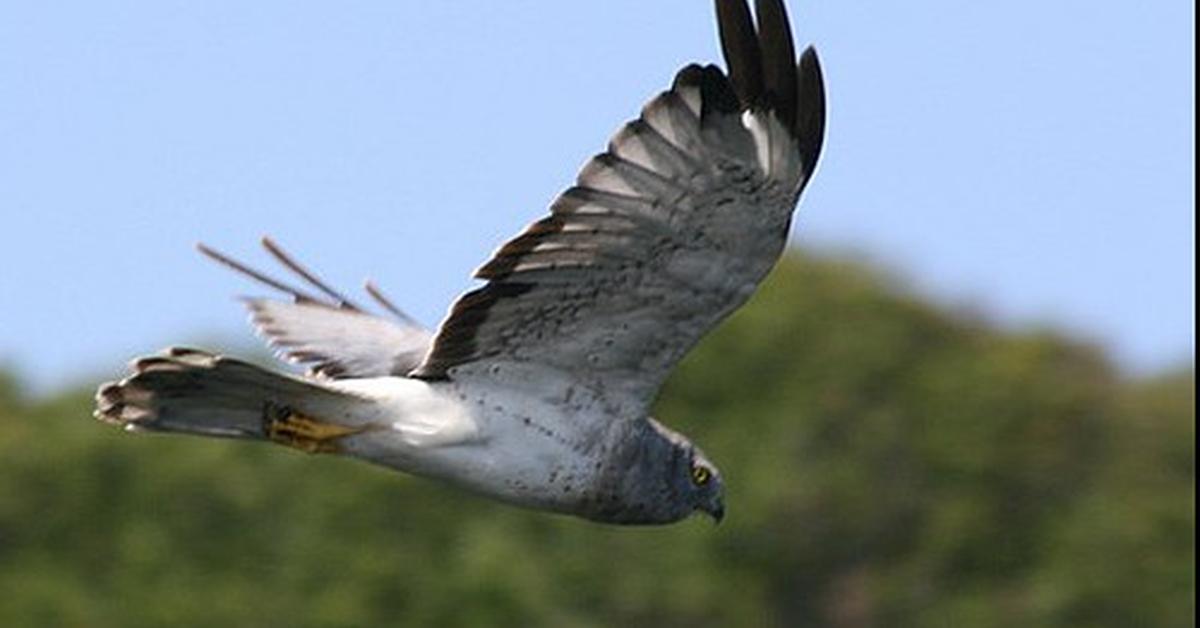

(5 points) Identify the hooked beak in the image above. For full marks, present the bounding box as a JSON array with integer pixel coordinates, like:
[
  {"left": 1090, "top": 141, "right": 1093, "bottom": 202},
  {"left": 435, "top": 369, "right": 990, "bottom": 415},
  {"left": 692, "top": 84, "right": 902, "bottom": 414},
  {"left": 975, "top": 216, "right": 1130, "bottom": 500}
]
[{"left": 703, "top": 497, "right": 725, "bottom": 525}]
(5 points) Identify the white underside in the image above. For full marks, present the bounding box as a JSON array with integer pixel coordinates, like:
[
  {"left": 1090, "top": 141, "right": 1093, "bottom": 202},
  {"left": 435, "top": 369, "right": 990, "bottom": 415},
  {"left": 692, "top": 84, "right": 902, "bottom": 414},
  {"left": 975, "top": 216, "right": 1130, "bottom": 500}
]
[
  {"left": 322, "top": 374, "right": 610, "bottom": 512},
  {"left": 330, "top": 376, "right": 481, "bottom": 448}
]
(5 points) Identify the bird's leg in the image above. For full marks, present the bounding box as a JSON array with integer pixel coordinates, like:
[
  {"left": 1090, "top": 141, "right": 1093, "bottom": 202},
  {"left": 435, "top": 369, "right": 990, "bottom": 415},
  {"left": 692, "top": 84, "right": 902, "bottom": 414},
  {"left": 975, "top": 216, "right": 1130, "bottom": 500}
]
[{"left": 263, "top": 402, "right": 367, "bottom": 454}]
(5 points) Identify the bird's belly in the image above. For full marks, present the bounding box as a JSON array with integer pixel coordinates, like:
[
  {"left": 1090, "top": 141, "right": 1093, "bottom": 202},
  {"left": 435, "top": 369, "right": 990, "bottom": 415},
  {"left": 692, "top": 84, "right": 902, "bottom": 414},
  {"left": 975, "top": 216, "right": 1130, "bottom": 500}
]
[
  {"left": 337, "top": 379, "right": 611, "bottom": 512},
  {"left": 434, "top": 430, "right": 601, "bottom": 512}
]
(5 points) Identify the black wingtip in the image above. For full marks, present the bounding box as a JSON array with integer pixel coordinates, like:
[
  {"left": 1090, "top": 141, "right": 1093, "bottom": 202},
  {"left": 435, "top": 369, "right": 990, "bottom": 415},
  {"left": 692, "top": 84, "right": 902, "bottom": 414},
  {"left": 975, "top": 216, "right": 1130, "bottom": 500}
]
[
  {"left": 714, "top": 1, "right": 825, "bottom": 172},
  {"left": 716, "top": 0, "right": 816, "bottom": 142},
  {"left": 716, "top": 0, "right": 765, "bottom": 107},
  {"left": 755, "top": 0, "right": 798, "bottom": 131},
  {"left": 672, "top": 64, "right": 707, "bottom": 93},
  {"left": 672, "top": 64, "right": 741, "bottom": 120},
  {"left": 796, "top": 46, "right": 826, "bottom": 173}
]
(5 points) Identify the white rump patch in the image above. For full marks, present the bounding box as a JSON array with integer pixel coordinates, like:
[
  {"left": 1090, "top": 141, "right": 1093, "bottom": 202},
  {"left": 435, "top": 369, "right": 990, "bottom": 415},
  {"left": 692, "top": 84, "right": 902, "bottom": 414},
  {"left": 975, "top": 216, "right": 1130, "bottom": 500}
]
[{"left": 331, "top": 377, "right": 481, "bottom": 449}]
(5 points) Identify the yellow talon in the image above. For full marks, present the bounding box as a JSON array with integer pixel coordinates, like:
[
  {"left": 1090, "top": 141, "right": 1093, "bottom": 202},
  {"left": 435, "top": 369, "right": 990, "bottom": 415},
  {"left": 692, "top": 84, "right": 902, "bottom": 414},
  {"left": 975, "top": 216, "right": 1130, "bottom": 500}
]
[{"left": 265, "top": 406, "right": 366, "bottom": 454}]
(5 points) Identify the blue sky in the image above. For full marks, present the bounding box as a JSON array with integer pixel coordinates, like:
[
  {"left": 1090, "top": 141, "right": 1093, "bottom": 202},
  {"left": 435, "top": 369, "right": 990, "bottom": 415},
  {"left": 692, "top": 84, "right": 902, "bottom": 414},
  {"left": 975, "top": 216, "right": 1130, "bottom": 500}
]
[{"left": 0, "top": 1, "right": 1194, "bottom": 391}]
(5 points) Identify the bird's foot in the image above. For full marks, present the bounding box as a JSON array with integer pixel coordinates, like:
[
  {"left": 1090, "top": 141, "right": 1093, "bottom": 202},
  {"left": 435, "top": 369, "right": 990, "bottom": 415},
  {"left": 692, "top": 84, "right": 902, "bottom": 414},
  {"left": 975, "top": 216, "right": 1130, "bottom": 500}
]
[{"left": 264, "top": 404, "right": 366, "bottom": 454}]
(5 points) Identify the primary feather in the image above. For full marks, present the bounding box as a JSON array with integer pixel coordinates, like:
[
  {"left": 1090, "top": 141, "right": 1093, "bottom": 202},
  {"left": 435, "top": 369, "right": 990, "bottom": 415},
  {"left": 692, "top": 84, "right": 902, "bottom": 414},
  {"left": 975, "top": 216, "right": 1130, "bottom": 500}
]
[{"left": 411, "top": 0, "right": 825, "bottom": 411}]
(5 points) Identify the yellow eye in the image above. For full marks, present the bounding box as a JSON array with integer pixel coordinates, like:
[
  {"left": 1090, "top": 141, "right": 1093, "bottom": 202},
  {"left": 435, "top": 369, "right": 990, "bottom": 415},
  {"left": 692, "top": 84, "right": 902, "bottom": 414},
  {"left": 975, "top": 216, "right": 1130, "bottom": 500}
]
[{"left": 691, "top": 465, "right": 711, "bottom": 486}]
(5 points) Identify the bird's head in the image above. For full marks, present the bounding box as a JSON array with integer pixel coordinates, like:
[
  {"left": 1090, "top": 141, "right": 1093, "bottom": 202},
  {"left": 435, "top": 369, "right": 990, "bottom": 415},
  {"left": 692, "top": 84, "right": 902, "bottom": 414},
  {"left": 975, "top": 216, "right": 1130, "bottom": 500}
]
[{"left": 649, "top": 419, "right": 725, "bottom": 524}]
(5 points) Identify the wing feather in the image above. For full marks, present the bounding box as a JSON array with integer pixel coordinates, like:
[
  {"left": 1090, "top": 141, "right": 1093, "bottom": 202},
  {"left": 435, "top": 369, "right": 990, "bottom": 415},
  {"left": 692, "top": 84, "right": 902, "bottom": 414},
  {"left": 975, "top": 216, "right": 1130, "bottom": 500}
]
[
  {"left": 716, "top": 0, "right": 765, "bottom": 107},
  {"left": 796, "top": 46, "right": 827, "bottom": 173},
  {"left": 756, "top": 0, "right": 799, "bottom": 131},
  {"left": 200, "top": 239, "right": 432, "bottom": 378},
  {"left": 412, "top": 0, "right": 825, "bottom": 409}
]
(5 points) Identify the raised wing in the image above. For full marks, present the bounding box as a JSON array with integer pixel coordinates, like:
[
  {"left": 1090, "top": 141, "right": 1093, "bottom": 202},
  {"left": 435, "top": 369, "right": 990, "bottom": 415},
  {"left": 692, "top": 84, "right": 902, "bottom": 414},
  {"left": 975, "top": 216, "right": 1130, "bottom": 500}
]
[
  {"left": 199, "top": 238, "right": 432, "bottom": 379},
  {"left": 411, "top": 0, "right": 825, "bottom": 406}
]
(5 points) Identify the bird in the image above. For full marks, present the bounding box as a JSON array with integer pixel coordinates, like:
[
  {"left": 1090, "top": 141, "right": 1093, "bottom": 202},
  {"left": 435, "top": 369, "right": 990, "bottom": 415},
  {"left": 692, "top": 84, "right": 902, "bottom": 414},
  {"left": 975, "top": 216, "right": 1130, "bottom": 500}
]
[{"left": 94, "top": 0, "right": 825, "bottom": 526}]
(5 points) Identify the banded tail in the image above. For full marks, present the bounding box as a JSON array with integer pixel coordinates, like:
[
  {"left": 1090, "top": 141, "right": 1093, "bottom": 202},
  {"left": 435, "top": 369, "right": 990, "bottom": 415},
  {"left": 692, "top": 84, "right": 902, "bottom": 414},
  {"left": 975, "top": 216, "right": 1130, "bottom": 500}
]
[{"left": 95, "top": 348, "right": 367, "bottom": 445}]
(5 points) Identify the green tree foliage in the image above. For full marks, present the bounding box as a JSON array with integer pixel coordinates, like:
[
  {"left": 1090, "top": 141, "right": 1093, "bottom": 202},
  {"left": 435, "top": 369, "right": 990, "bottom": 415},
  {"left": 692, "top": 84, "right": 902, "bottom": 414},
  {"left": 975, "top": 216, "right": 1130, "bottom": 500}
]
[{"left": 0, "top": 253, "right": 1193, "bottom": 627}]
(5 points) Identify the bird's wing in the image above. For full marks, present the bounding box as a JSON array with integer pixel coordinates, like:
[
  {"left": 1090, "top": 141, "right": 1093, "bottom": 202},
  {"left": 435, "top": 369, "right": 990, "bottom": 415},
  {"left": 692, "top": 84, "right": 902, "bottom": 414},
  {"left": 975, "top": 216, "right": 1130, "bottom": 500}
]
[
  {"left": 411, "top": 0, "right": 825, "bottom": 409},
  {"left": 199, "top": 238, "right": 433, "bottom": 379}
]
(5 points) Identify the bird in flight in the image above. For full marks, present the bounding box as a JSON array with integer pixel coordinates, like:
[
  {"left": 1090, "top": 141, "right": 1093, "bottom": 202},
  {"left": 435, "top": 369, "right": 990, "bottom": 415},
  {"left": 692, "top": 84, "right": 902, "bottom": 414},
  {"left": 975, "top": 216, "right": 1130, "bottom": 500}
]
[{"left": 95, "top": 0, "right": 825, "bottom": 525}]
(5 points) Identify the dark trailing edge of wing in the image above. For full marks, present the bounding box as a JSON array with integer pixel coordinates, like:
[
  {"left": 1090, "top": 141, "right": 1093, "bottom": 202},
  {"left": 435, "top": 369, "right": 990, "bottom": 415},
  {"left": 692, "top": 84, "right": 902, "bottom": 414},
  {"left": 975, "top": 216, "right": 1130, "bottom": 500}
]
[
  {"left": 410, "top": 0, "right": 825, "bottom": 381},
  {"left": 414, "top": 283, "right": 535, "bottom": 377}
]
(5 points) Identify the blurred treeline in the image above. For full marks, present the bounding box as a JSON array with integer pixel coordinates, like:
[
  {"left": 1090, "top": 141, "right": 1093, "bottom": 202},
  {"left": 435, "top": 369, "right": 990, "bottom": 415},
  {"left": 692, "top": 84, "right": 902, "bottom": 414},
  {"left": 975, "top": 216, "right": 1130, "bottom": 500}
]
[{"left": 0, "top": 253, "right": 1193, "bottom": 628}]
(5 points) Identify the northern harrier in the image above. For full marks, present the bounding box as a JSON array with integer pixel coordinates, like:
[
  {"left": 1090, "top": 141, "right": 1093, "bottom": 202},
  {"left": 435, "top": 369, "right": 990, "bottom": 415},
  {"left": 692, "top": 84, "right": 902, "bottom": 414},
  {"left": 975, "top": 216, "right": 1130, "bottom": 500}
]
[{"left": 96, "top": 0, "right": 825, "bottom": 525}]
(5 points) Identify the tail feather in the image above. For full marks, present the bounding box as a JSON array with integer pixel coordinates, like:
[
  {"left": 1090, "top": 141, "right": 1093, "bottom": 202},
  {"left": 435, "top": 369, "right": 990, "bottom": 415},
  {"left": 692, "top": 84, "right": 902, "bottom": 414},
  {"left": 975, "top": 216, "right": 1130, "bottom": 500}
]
[{"left": 95, "top": 347, "right": 355, "bottom": 440}]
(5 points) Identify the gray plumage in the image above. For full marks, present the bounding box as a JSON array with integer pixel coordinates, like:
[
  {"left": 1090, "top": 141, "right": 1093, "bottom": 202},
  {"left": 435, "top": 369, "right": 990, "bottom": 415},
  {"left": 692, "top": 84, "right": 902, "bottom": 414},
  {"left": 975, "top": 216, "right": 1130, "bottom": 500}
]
[{"left": 94, "top": 0, "right": 825, "bottom": 525}]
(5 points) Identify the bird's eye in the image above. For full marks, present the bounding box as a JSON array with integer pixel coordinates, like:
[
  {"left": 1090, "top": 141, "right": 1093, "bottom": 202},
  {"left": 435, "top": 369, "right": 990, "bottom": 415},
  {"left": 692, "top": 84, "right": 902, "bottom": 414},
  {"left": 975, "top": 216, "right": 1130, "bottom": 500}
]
[{"left": 691, "top": 465, "right": 711, "bottom": 486}]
